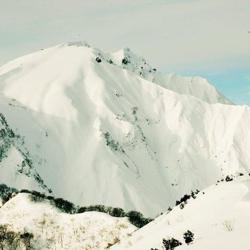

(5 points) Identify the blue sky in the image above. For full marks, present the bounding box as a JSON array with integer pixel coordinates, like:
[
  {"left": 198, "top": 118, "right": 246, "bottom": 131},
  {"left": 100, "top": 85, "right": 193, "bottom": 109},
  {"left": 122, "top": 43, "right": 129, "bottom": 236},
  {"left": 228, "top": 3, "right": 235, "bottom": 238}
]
[
  {"left": 179, "top": 68, "right": 250, "bottom": 105},
  {"left": 0, "top": 0, "right": 249, "bottom": 104}
]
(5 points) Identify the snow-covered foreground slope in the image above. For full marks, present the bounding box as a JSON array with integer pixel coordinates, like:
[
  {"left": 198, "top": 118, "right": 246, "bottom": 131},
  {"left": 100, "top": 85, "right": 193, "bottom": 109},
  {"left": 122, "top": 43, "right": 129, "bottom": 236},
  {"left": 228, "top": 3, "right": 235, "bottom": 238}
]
[
  {"left": 0, "top": 42, "right": 249, "bottom": 216},
  {"left": 0, "top": 193, "right": 136, "bottom": 250},
  {"left": 111, "top": 176, "right": 250, "bottom": 250}
]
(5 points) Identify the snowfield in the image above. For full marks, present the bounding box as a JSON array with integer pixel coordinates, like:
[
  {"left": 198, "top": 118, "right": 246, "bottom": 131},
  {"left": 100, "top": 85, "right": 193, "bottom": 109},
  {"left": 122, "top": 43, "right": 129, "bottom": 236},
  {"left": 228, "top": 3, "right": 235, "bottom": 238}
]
[
  {"left": 111, "top": 176, "right": 250, "bottom": 250},
  {"left": 0, "top": 42, "right": 250, "bottom": 217}
]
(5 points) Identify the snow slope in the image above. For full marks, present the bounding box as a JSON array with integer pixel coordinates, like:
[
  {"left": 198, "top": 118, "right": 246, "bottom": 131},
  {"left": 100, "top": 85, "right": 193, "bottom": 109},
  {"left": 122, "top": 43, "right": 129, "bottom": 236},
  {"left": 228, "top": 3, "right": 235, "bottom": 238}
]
[
  {"left": 111, "top": 47, "right": 232, "bottom": 104},
  {"left": 111, "top": 176, "right": 250, "bottom": 250},
  {"left": 0, "top": 42, "right": 249, "bottom": 216},
  {"left": 0, "top": 193, "right": 135, "bottom": 250}
]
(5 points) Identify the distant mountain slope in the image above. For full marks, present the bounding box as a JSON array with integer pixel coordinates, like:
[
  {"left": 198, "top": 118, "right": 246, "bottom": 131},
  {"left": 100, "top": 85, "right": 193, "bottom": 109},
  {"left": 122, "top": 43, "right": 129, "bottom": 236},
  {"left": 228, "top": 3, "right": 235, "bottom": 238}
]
[
  {"left": 0, "top": 42, "right": 249, "bottom": 216},
  {"left": 111, "top": 47, "right": 232, "bottom": 104},
  {"left": 111, "top": 176, "right": 250, "bottom": 250}
]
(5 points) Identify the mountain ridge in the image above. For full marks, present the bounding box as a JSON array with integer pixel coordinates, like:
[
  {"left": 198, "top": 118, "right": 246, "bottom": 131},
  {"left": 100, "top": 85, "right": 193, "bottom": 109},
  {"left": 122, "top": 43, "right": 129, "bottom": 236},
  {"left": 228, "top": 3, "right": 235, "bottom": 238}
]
[{"left": 0, "top": 42, "right": 249, "bottom": 217}]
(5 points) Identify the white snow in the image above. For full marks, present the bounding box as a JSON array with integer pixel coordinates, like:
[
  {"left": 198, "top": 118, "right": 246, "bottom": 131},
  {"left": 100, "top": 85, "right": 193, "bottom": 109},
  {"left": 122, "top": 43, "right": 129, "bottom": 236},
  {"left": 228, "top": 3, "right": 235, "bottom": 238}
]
[
  {"left": 110, "top": 47, "right": 232, "bottom": 104},
  {"left": 111, "top": 176, "right": 250, "bottom": 250},
  {"left": 0, "top": 193, "right": 136, "bottom": 250},
  {"left": 0, "top": 42, "right": 249, "bottom": 217}
]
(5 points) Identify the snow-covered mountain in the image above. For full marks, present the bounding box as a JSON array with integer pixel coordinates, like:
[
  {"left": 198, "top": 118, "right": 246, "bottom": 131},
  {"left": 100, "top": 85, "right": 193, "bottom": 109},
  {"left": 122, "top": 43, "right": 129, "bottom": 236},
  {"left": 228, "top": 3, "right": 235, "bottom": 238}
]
[
  {"left": 111, "top": 47, "right": 232, "bottom": 105},
  {"left": 0, "top": 41, "right": 249, "bottom": 218},
  {"left": 111, "top": 175, "right": 250, "bottom": 250}
]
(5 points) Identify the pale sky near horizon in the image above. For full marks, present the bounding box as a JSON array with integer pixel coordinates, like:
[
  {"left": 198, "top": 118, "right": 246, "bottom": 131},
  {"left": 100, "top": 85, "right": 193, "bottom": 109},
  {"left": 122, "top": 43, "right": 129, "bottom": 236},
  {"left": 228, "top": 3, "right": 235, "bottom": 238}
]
[{"left": 0, "top": 0, "right": 250, "bottom": 104}]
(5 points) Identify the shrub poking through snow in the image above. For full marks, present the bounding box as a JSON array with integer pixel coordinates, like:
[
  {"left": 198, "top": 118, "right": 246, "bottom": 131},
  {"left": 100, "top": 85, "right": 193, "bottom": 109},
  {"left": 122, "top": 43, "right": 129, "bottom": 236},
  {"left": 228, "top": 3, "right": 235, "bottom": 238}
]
[
  {"left": 191, "top": 189, "right": 200, "bottom": 199},
  {"left": 175, "top": 189, "right": 200, "bottom": 209},
  {"left": 175, "top": 194, "right": 191, "bottom": 206},
  {"left": 179, "top": 203, "right": 185, "bottom": 209},
  {"left": 103, "top": 132, "right": 120, "bottom": 151},
  {"left": 96, "top": 57, "right": 102, "bottom": 63},
  {"left": 0, "top": 225, "right": 34, "bottom": 249},
  {"left": 0, "top": 184, "right": 18, "bottom": 205},
  {"left": 28, "top": 190, "right": 46, "bottom": 202},
  {"left": 122, "top": 57, "right": 129, "bottom": 65},
  {"left": 225, "top": 175, "right": 233, "bottom": 182},
  {"left": 162, "top": 238, "right": 182, "bottom": 250},
  {"left": 53, "top": 198, "right": 75, "bottom": 214},
  {"left": 183, "top": 230, "right": 194, "bottom": 244},
  {"left": 126, "top": 210, "right": 153, "bottom": 228},
  {"left": 110, "top": 207, "right": 126, "bottom": 217}
]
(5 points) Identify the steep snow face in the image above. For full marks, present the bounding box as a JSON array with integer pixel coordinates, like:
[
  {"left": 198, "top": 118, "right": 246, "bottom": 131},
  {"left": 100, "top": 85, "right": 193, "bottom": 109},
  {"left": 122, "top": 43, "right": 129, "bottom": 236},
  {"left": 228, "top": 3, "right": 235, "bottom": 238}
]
[
  {"left": 0, "top": 193, "right": 136, "bottom": 250},
  {"left": 111, "top": 176, "right": 250, "bottom": 250},
  {"left": 0, "top": 42, "right": 249, "bottom": 216},
  {"left": 111, "top": 48, "right": 231, "bottom": 104}
]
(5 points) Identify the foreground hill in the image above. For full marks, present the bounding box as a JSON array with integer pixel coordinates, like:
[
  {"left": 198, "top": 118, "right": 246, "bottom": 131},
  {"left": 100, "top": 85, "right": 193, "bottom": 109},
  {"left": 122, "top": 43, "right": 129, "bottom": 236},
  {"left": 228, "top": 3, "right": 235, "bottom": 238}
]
[
  {"left": 111, "top": 175, "right": 250, "bottom": 250},
  {"left": 0, "top": 192, "right": 136, "bottom": 250},
  {"left": 1, "top": 175, "right": 250, "bottom": 249},
  {"left": 0, "top": 42, "right": 249, "bottom": 216}
]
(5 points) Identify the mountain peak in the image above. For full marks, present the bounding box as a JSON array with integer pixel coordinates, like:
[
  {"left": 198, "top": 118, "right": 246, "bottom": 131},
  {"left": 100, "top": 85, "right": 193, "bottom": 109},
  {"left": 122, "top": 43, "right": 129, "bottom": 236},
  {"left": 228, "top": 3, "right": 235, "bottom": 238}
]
[{"left": 0, "top": 42, "right": 248, "bottom": 217}]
